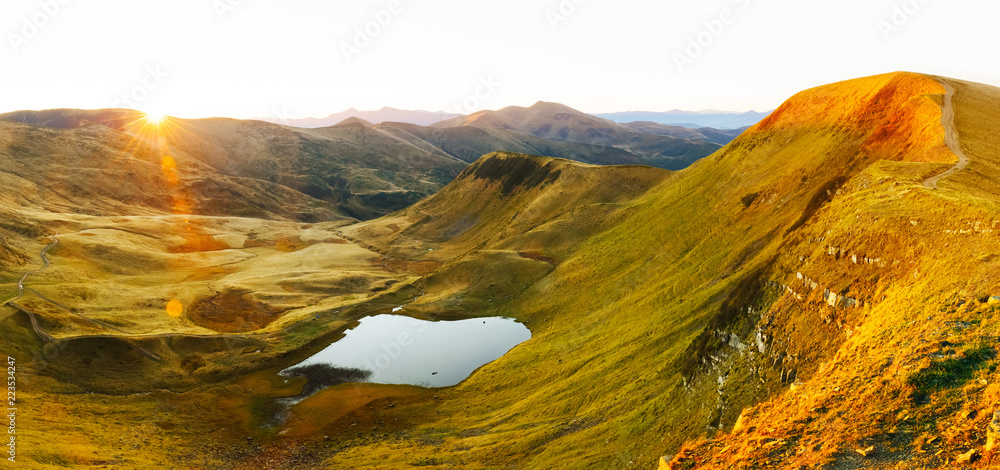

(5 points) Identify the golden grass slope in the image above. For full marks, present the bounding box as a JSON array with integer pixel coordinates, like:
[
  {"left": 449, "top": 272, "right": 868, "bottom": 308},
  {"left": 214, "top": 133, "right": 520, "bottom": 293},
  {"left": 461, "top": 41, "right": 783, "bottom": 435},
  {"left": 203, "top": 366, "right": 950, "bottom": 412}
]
[
  {"left": 658, "top": 75, "right": 1000, "bottom": 469},
  {"left": 670, "top": 79, "right": 1000, "bottom": 467},
  {"left": 4, "top": 71, "right": 998, "bottom": 469},
  {"left": 0, "top": 119, "right": 343, "bottom": 231},
  {"left": 319, "top": 72, "right": 1000, "bottom": 469}
]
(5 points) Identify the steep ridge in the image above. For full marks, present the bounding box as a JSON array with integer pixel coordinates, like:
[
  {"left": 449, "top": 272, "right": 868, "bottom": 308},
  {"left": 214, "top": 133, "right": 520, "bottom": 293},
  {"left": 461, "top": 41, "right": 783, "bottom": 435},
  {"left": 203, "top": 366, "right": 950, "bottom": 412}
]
[
  {"left": 346, "top": 152, "right": 670, "bottom": 254},
  {"left": 317, "top": 72, "right": 992, "bottom": 469},
  {"left": 662, "top": 75, "right": 1000, "bottom": 469},
  {"left": 923, "top": 79, "right": 969, "bottom": 189},
  {"left": 342, "top": 152, "right": 670, "bottom": 313},
  {"left": 432, "top": 101, "right": 724, "bottom": 169}
]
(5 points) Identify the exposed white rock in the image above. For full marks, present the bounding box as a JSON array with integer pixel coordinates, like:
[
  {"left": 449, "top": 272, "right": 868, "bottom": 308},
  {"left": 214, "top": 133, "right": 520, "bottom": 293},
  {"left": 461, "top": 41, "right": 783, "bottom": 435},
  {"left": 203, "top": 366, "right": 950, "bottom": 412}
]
[{"left": 755, "top": 329, "right": 767, "bottom": 353}]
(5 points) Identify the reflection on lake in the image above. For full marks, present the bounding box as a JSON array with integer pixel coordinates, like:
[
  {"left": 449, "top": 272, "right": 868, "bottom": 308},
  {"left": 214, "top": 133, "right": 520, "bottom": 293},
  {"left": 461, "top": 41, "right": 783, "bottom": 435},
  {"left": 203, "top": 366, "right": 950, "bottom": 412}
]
[{"left": 286, "top": 314, "right": 531, "bottom": 388}]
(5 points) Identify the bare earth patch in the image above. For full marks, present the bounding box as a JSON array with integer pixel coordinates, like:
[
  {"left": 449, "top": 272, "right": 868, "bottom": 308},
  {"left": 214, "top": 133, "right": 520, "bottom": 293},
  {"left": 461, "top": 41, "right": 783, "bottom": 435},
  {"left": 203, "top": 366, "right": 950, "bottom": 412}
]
[{"left": 187, "top": 291, "right": 280, "bottom": 333}]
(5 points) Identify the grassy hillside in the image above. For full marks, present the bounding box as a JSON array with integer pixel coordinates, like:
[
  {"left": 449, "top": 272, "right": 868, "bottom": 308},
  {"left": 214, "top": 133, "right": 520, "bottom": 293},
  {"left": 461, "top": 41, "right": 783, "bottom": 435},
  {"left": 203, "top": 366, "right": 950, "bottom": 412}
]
[
  {"left": 661, "top": 75, "right": 1000, "bottom": 468},
  {"left": 343, "top": 152, "right": 670, "bottom": 315},
  {"left": 314, "top": 72, "right": 988, "bottom": 468},
  {"left": 3, "top": 72, "right": 998, "bottom": 469},
  {"left": 0, "top": 119, "right": 342, "bottom": 221},
  {"left": 0, "top": 109, "right": 469, "bottom": 219}
]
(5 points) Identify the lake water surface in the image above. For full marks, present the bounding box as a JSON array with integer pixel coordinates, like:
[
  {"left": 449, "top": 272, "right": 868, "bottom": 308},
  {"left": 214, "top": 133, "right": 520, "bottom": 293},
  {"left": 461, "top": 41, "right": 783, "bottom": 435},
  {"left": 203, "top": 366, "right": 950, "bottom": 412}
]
[{"left": 286, "top": 314, "right": 531, "bottom": 387}]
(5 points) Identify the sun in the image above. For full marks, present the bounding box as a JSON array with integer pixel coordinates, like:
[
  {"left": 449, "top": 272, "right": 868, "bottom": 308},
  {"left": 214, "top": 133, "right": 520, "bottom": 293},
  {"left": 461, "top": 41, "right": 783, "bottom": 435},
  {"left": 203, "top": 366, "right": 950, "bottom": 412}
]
[{"left": 144, "top": 111, "right": 166, "bottom": 125}]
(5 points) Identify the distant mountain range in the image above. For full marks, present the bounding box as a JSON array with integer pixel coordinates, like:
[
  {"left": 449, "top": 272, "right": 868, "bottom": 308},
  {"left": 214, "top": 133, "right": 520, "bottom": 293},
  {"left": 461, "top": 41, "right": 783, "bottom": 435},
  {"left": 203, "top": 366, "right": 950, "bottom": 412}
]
[
  {"left": 259, "top": 107, "right": 462, "bottom": 128},
  {"left": 595, "top": 109, "right": 772, "bottom": 129},
  {"left": 431, "top": 101, "right": 729, "bottom": 170},
  {"left": 257, "top": 105, "right": 770, "bottom": 132}
]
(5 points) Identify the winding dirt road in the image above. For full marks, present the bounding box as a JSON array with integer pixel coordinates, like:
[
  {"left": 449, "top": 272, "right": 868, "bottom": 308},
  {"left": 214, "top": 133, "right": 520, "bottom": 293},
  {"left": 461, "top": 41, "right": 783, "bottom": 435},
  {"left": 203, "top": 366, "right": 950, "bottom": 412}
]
[
  {"left": 14, "top": 233, "right": 58, "bottom": 299},
  {"left": 4, "top": 233, "right": 59, "bottom": 341},
  {"left": 923, "top": 79, "right": 970, "bottom": 190}
]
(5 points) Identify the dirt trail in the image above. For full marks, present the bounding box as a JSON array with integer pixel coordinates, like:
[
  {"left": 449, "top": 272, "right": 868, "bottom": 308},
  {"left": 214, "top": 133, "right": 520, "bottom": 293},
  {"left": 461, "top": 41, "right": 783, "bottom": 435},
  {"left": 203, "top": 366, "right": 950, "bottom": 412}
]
[
  {"left": 3, "top": 233, "right": 59, "bottom": 341},
  {"left": 14, "top": 233, "right": 58, "bottom": 299},
  {"left": 923, "top": 79, "right": 970, "bottom": 189}
]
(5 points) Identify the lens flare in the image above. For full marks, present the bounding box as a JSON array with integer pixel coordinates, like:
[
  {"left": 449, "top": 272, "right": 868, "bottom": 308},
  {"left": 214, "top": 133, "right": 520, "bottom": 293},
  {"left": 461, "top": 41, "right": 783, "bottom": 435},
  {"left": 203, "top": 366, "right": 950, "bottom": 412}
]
[
  {"left": 166, "top": 299, "right": 184, "bottom": 318},
  {"left": 145, "top": 112, "right": 165, "bottom": 125}
]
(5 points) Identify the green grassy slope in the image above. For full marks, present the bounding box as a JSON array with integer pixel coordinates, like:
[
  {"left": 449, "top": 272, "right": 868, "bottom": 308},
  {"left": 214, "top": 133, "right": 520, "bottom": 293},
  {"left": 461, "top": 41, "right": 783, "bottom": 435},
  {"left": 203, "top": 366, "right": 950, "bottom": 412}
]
[{"left": 325, "top": 72, "right": 978, "bottom": 469}]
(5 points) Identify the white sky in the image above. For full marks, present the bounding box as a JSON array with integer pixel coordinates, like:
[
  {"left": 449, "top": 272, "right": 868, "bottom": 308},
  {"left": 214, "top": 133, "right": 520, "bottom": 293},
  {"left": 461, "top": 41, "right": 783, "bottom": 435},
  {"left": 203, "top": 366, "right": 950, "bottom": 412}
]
[{"left": 1, "top": 0, "right": 998, "bottom": 119}]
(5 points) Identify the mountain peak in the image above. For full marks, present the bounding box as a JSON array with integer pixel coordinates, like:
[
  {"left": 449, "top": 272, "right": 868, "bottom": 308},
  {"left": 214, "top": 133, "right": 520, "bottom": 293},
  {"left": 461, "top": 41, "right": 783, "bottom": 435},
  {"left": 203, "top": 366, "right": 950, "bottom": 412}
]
[
  {"left": 528, "top": 101, "right": 583, "bottom": 114},
  {"left": 332, "top": 116, "right": 375, "bottom": 128},
  {"left": 755, "top": 71, "right": 938, "bottom": 130}
]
